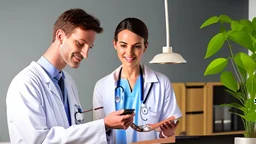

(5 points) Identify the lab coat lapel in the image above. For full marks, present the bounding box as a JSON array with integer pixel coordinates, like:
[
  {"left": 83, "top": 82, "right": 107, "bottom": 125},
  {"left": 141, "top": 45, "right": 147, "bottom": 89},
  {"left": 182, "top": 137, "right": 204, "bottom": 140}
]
[
  {"left": 49, "top": 82, "right": 62, "bottom": 99},
  {"left": 106, "top": 73, "right": 118, "bottom": 114},
  {"left": 47, "top": 80, "right": 65, "bottom": 104},
  {"left": 32, "top": 61, "right": 63, "bottom": 102},
  {"left": 32, "top": 62, "right": 69, "bottom": 127},
  {"left": 108, "top": 81, "right": 116, "bottom": 114},
  {"left": 105, "top": 66, "right": 122, "bottom": 114},
  {"left": 63, "top": 77, "right": 77, "bottom": 125},
  {"left": 142, "top": 65, "right": 158, "bottom": 102}
]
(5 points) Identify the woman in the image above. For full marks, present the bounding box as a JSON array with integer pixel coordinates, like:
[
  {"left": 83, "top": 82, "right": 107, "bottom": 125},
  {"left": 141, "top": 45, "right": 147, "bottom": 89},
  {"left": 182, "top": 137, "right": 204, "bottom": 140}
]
[{"left": 93, "top": 17, "right": 182, "bottom": 144}]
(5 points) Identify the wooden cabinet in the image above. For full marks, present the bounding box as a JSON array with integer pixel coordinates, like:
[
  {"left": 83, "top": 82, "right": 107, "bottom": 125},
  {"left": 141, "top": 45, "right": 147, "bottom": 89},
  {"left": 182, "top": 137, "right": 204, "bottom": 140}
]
[
  {"left": 204, "top": 82, "right": 244, "bottom": 135},
  {"left": 172, "top": 82, "right": 244, "bottom": 136},
  {"left": 172, "top": 83, "right": 186, "bottom": 136}
]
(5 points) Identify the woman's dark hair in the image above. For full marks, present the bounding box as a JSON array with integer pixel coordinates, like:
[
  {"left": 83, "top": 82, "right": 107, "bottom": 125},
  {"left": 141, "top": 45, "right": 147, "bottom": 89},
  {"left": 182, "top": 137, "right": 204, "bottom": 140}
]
[{"left": 114, "top": 18, "right": 148, "bottom": 44}]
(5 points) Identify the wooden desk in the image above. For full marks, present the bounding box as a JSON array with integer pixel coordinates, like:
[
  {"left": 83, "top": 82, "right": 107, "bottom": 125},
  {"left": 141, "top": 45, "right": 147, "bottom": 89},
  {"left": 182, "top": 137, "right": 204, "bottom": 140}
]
[{"left": 132, "top": 136, "right": 175, "bottom": 144}]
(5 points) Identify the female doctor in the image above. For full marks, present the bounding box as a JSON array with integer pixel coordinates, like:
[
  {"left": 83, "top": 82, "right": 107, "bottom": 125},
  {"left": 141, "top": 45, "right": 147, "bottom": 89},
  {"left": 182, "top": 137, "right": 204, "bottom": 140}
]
[
  {"left": 93, "top": 17, "right": 182, "bottom": 144},
  {"left": 6, "top": 9, "right": 134, "bottom": 144}
]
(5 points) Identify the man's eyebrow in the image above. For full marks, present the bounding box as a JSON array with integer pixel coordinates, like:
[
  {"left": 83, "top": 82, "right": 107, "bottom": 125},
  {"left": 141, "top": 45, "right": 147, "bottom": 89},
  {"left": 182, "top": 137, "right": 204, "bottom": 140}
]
[
  {"left": 119, "top": 41, "right": 127, "bottom": 44},
  {"left": 79, "top": 39, "right": 87, "bottom": 43},
  {"left": 133, "top": 42, "right": 142, "bottom": 45}
]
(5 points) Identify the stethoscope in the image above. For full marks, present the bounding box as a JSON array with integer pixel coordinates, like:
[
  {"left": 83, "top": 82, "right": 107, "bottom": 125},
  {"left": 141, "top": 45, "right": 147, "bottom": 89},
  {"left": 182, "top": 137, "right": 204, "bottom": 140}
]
[
  {"left": 115, "top": 66, "right": 153, "bottom": 121},
  {"left": 74, "top": 104, "right": 104, "bottom": 124}
]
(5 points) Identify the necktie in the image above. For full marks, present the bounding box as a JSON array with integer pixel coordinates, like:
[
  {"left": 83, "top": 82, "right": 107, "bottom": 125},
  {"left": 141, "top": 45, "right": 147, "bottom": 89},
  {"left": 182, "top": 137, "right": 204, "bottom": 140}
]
[
  {"left": 58, "top": 76, "right": 71, "bottom": 126},
  {"left": 58, "top": 77, "right": 65, "bottom": 101}
]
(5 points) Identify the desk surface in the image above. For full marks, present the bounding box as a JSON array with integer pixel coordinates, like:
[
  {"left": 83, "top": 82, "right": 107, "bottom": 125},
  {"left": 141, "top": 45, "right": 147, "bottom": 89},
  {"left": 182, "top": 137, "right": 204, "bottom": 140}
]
[
  {"left": 132, "top": 136, "right": 175, "bottom": 144},
  {"left": 176, "top": 134, "right": 243, "bottom": 144}
]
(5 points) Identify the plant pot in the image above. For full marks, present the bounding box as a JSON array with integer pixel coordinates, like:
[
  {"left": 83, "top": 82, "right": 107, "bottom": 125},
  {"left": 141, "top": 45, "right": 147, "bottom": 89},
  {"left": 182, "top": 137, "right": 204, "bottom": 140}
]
[{"left": 235, "top": 137, "right": 256, "bottom": 144}]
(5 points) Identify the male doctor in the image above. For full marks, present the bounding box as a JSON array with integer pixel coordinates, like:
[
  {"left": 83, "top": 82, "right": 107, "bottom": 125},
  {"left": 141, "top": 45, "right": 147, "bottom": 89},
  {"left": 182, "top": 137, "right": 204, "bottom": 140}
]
[{"left": 6, "top": 8, "right": 134, "bottom": 144}]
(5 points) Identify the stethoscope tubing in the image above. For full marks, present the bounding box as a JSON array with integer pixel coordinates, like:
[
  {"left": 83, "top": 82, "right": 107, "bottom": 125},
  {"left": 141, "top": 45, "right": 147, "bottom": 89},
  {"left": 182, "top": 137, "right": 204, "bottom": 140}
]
[{"left": 115, "top": 66, "right": 154, "bottom": 121}]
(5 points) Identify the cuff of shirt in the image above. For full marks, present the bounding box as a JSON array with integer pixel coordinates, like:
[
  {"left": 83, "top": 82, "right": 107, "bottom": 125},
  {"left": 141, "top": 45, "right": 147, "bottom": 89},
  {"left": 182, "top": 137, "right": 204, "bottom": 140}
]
[{"left": 161, "top": 131, "right": 168, "bottom": 138}]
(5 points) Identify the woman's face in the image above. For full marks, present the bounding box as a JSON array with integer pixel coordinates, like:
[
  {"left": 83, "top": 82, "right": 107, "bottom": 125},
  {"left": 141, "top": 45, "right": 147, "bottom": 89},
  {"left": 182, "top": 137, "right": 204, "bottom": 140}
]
[{"left": 113, "top": 29, "right": 147, "bottom": 68}]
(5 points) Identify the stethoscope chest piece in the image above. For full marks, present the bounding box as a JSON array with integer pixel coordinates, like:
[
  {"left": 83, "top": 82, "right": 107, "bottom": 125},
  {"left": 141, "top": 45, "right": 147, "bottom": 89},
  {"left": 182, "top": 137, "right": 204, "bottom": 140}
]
[
  {"left": 115, "top": 96, "right": 120, "bottom": 103},
  {"left": 141, "top": 103, "right": 148, "bottom": 115}
]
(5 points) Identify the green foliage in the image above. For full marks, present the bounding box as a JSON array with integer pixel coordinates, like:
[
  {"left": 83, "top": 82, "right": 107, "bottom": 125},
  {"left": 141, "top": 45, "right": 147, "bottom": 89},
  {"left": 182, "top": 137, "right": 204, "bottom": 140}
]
[
  {"left": 204, "top": 58, "right": 228, "bottom": 75},
  {"left": 220, "top": 71, "right": 239, "bottom": 92},
  {"left": 201, "top": 15, "right": 256, "bottom": 138}
]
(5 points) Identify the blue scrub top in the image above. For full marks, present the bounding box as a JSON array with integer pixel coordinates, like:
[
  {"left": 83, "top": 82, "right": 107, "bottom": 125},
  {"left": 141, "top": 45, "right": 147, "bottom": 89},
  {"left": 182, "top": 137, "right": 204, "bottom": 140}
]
[{"left": 115, "top": 76, "right": 142, "bottom": 143}]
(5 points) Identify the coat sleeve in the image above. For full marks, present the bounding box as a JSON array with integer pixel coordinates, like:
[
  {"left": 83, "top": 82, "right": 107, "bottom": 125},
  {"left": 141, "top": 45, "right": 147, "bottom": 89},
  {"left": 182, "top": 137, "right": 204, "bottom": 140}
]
[
  {"left": 92, "top": 79, "right": 106, "bottom": 120},
  {"left": 160, "top": 76, "right": 182, "bottom": 121},
  {"left": 6, "top": 76, "right": 107, "bottom": 144}
]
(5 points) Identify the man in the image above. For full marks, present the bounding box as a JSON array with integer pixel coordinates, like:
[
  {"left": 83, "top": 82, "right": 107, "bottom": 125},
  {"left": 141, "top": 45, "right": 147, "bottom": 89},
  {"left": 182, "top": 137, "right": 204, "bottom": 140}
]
[{"left": 6, "top": 8, "right": 134, "bottom": 144}]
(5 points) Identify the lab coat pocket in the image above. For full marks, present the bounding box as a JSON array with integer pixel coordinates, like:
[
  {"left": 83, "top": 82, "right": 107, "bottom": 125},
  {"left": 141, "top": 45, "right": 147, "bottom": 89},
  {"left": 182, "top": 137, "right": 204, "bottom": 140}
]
[{"left": 147, "top": 106, "right": 160, "bottom": 124}]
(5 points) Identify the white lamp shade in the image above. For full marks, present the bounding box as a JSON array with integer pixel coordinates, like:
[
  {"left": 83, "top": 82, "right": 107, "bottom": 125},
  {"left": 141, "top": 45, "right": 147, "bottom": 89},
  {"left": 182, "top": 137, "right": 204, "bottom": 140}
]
[
  {"left": 150, "top": 0, "right": 187, "bottom": 64},
  {"left": 149, "top": 47, "right": 186, "bottom": 64}
]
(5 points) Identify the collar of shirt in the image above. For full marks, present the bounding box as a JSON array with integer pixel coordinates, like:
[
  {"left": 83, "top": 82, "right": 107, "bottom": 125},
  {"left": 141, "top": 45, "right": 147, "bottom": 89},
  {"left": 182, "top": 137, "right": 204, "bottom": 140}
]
[{"left": 37, "top": 56, "right": 64, "bottom": 81}]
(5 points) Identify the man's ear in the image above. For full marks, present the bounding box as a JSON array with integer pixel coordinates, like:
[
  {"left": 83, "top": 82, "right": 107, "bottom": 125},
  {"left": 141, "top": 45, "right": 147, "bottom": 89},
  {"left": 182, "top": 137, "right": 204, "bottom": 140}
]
[
  {"left": 55, "top": 29, "right": 65, "bottom": 45},
  {"left": 113, "top": 39, "right": 117, "bottom": 50}
]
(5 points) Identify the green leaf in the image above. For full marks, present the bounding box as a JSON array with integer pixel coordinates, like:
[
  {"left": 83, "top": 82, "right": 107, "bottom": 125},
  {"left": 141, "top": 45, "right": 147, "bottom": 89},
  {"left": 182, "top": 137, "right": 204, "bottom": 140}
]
[
  {"left": 251, "top": 31, "right": 256, "bottom": 39},
  {"left": 239, "top": 19, "right": 253, "bottom": 33},
  {"left": 231, "top": 21, "right": 244, "bottom": 31},
  {"left": 252, "top": 17, "right": 256, "bottom": 30},
  {"left": 204, "top": 58, "right": 228, "bottom": 75},
  {"left": 220, "top": 71, "right": 239, "bottom": 92},
  {"left": 225, "top": 89, "right": 244, "bottom": 104},
  {"left": 234, "top": 52, "right": 256, "bottom": 76},
  {"left": 245, "top": 112, "right": 256, "bottom": 122},
  {"left": 230, "top": 111, "right": 245, "bottom": 120},
  {"left": 246, "top": 74, "right": 256, "bottom": 97},
  {"left": 205, "top": 33, "right": 226, "bottom": 58},
  {"left": 227, "top": 30, "right": 255, "bottom": 52},
  {"left": 237, "top": 65, "right": 247, "bottom": 83},
  {"left": 244, "top": 98, "right": 256, "bottom": 119},
  {"left": 219, "top": 15, "right": 232, "bottom": 23},
  {"left": 250, "top": 53, "right": 256, "bottom": 60},
  {"left": 249, "top": 34, "right": 256, "bottom": 52},
  {"left": 220, "top": 103, "right": 245, "bottom": 112},
  {"left": 200, "top": 16, "right": 219, "bottom": 29},
  {"left": 219, "top": 25, "right": 226, "bottom": 33}
]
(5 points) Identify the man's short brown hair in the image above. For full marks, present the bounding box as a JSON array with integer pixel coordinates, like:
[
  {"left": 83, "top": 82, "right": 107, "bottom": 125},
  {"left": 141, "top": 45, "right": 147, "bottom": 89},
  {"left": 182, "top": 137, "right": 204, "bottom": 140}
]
[{"left": 52, "top": 8, "right": 103, "bottom": 42}]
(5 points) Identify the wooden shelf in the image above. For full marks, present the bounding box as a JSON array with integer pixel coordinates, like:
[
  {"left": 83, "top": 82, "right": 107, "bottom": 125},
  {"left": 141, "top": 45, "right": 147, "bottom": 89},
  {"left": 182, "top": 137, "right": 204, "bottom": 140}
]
[
  {"left": 185, "top": 82, "right": 205, "bottom": 86},
  {"left": 172, "top": 82, "right": 244, "bottom": 137},
  {"left": 210, "top": 131, "right": 244, "bottom": 135}
]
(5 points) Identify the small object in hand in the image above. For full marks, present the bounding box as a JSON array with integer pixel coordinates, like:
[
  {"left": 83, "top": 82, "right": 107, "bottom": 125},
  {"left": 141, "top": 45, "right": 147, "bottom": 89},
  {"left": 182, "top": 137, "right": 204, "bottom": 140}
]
[{"left": 121, "top": 109, "right": 135, "bottom": 115}]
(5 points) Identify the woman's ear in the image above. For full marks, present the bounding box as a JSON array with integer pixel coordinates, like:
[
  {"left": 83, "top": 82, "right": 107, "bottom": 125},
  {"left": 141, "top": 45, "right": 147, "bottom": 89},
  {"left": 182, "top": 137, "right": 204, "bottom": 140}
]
[
  {"left": 143, "top": 42, "right": 148, "bottom": 53},
  {"left": 113, "top": 39, "right": 117, "bottom": 50}
]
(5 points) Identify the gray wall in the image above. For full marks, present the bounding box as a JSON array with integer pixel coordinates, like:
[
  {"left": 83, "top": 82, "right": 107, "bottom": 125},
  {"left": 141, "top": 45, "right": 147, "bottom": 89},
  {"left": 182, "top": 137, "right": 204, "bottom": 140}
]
[{"left": 0, "top": 0, "right": 248, "bottom": 142}]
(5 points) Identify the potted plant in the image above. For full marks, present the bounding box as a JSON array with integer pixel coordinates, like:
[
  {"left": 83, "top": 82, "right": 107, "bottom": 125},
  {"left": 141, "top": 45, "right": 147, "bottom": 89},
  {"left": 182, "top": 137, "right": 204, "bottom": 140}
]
[{"left": 200, "top": 15, "right": 256, "bottom": 144}]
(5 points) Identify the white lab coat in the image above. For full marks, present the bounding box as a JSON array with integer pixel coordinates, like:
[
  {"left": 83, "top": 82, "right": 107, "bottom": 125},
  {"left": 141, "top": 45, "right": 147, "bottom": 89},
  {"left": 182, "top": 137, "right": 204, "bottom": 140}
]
[
  {"left": 93, "top": 64, "right": 182, "bottom": 144},
  {"left": 6, "top": 61, "right": 107, "bottom": 144}
]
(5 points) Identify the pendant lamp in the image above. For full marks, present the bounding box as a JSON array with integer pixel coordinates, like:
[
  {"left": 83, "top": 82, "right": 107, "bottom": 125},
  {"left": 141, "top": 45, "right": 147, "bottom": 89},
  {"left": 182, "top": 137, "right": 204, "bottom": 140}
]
[{"left": 149, "top": 0, "right": 186, "bottom": 64}]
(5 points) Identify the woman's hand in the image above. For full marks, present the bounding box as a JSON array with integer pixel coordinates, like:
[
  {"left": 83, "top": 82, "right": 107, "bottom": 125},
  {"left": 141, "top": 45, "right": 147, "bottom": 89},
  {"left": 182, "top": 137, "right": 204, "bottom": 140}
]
[{"left": 159, "top": 120, "right": 179, "bottom": 138}]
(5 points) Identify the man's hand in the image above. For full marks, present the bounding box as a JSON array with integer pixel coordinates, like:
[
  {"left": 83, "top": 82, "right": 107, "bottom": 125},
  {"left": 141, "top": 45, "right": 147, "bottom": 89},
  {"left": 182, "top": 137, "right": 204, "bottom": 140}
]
[
  {"left": 104, "top": 109, "right": 135, "bottom": 130},
  {"left": 159, "top": 120, "right": 179, "bottom": 138}
]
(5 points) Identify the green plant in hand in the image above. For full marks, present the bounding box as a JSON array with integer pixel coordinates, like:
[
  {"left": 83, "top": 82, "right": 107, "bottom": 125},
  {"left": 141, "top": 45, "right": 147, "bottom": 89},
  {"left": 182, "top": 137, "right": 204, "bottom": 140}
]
[{"left": 200, "top": 15, "right": 256, "bottom": 138}]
